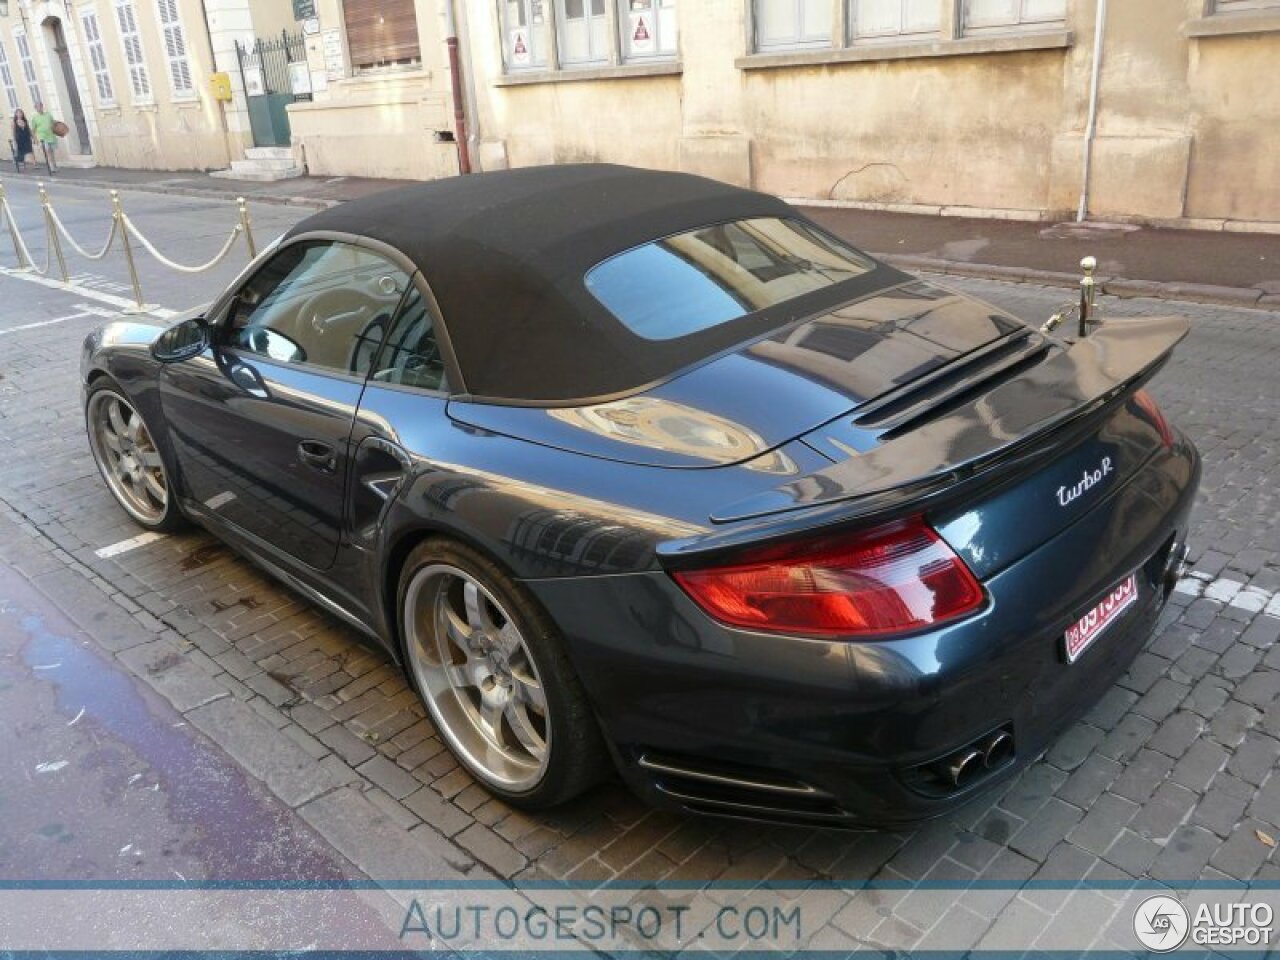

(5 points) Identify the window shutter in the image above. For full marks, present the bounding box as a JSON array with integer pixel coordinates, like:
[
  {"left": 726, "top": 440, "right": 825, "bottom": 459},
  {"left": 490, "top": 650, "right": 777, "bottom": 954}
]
[{"left": 343, "top": 0, "right": 421, "bottom": 69}]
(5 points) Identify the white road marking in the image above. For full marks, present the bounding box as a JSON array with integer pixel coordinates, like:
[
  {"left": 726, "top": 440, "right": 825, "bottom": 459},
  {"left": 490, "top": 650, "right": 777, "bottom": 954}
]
[
  {"left": 0, "top": 265, "right": 176, "bottom": 318},
  {"left": 0, "top": 303, "right": 116, "bottom": 336},
  {"left": 94, "top": 531, "right": 167, "bottom": 559},
  {"left": 35, "top": 761, "right": 69, "bottom": 774},
  {"left": 1175, "top": 571, "right": 1280, "bottom": 618}
]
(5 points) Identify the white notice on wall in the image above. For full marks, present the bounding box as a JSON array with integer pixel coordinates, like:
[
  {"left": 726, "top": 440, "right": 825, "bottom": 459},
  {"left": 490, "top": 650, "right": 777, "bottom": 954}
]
[
  {"left": 243, "top": 66, "right": 265, "bottom": 96},
  {"left": 630, "top": 13, "right": 655, "bottom": 54},
  {"left": 288, "top": 61, "right": 312, "bottom": 95},
  {"left": 511, "top": 29, "right": 530, "bottom": 66},
  {"left": 321, "top": 28, "right": 345, "bottom": 80}
]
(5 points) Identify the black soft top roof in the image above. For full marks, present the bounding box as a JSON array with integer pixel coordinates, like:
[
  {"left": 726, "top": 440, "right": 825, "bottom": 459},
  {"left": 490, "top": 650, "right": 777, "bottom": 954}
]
[{"left": 289, "top": 164, "right": 896, "bottom": 404}]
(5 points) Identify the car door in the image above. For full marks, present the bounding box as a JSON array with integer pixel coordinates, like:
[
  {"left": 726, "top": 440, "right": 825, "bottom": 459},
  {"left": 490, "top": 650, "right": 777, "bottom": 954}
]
[{"left": 159, "top": 238, "right": 411, "bottom": 570}]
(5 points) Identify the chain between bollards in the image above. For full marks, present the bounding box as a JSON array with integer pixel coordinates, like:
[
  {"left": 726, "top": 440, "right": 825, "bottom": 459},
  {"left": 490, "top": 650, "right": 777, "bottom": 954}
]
[
  {"left": 112, "top": 191, "right": 147, "bottom": 313},
  {"left": 0, "top": 180, "right": 30, "bottom": 270},
  {"left": 238, "top": 197, "right": 257, "bottom": 259},
  {"left": 39, "top": 183, "right": 70, "bottom": 283}
]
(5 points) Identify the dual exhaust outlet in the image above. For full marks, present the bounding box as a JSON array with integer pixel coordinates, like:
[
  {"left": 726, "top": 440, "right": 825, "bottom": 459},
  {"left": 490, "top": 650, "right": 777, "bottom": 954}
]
[{"left": 940, "top": 729, "right": 1015, "bottom": 791}]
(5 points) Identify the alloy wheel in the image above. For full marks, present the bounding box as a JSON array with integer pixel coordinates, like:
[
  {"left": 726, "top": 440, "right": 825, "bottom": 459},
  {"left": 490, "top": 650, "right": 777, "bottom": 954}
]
[
  {"left": 403, "top": 563, "right": 550, "bottom": 791},
  {"left": 87, "top": 390, "right": 169, "bottom": 525}
]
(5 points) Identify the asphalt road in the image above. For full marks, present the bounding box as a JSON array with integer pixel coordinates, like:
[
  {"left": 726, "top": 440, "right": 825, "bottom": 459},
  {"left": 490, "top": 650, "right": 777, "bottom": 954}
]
[{"left": 0, "top": 181, "right": 1277, "bottom": 952}]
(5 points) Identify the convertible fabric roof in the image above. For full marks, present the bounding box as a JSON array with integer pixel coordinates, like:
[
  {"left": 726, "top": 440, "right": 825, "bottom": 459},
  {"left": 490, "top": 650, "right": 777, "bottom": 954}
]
[{"left": 289, "top": 164, "right": 898, "bottom": 404}]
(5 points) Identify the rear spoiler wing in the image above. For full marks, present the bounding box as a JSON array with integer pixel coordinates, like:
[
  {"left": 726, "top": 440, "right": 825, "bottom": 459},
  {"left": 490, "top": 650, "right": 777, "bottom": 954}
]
[{"left": 661, "top": 315, "right": 1189, "bottom": 557}]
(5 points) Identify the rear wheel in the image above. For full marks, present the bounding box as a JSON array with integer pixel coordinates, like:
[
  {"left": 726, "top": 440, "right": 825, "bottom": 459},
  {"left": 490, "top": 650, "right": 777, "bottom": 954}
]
[
  {"left": 398, "top": 539, "right": 608, "bottom": 807},
  {"left": 85, "top": 381, "right": 184, "bottom": 531}
]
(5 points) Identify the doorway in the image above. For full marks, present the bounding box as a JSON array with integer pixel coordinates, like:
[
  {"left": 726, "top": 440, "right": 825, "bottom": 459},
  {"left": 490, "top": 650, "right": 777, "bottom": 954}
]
[{"left": 41, "top": 16, "right": 91, "bottom": 156}]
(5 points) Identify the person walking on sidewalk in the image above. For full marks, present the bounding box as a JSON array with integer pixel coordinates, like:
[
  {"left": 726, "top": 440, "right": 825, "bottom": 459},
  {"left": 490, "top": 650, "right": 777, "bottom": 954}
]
[
  {"left": 30, "top": 102, "right": 58, "bottom": 174},
  {"left": 11, "top": 109, "right": 34, "bottom": 171}
]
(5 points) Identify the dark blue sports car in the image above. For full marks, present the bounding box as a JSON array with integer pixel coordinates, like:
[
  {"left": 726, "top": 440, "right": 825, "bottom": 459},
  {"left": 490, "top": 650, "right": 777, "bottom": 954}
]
[{"left": 82, "top": 165, "right": 1199, "bottom": 826}]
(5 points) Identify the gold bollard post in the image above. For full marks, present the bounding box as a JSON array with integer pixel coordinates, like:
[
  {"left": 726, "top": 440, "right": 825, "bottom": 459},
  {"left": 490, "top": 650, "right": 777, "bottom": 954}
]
[
  {"left": 1077, "top": 255, "right": 1098, "bottom": 338},
  {"left": 237, "top": 197, "right": 257, "bottom": 259},
  {"left": 40, "top": 183, "right": 70, "bottom": 283},
  {"left": 0, "top": 180, "right": 30, "bottom": 270},
  {"left": 113, "top": 191, "right": 147, "bottom": 313}
]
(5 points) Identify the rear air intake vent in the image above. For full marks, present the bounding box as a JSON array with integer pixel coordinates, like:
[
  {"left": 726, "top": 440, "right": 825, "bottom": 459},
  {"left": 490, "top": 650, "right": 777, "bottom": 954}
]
[
  {"left": 637, "top": 752, "right": 850, "bottom": 825},
  {"left": 854, "top": 332, "right": 1053, "bottom": 434}
]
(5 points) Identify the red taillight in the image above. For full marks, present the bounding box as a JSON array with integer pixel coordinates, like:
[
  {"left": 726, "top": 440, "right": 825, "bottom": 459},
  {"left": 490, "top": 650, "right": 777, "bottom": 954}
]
[
  {"left": 671, "top": 517, "right": 985, "bottom": 639},
  {"left": 1133, "top": 389, "right": 1174, "bottom": 449}
]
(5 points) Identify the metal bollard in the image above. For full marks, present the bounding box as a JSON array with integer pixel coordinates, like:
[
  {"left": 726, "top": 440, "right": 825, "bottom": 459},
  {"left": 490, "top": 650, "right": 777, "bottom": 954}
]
[
  {"left": 39, "top": 183, "right": 70, "bottom": 283},
  {"left": 113, "top": 191, "right": 147, "bottom": 312},
  {"left": 0, "top": 179, "right": 30, "bottom": 270},
  {"left": 1077, "top": 255, "right": 1098, "bottom": 338},
  {"left": 237, "top": 197, "right": 257, "bottom": 259}
]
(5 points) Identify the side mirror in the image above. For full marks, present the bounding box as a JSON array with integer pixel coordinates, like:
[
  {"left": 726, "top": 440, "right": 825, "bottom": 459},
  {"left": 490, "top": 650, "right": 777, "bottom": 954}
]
[{"left": 152, "top": 317, "right": 210, "bottom": 363}]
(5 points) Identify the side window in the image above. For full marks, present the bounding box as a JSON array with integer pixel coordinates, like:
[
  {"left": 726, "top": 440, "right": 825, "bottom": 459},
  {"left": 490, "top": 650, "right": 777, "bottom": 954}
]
[
  {"left": 227, "top": 241, "right": 411, "bottom": 377},
  {"left": 371, "top": 288, "right": 448, "bottom": 392}
]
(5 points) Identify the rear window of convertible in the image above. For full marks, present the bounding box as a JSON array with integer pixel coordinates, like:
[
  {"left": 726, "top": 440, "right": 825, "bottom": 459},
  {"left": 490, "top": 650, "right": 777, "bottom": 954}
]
[{"left": 585, "top": 218, "right": 876, "bottom": 341}]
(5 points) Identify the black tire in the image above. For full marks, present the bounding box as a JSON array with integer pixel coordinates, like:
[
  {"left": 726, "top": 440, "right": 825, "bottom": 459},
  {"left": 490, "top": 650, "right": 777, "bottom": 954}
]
[
  {"left": 84, "top": 378, "right": 187, "bottom": 533},
  {"left": 397, "top": 537, "right": 610, "bottom": 808}
]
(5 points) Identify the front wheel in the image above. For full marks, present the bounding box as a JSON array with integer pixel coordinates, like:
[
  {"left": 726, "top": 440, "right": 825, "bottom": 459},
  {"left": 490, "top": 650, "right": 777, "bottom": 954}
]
[
  {"left": 85, "top": 381, "right": 185, "bottom": 531},
  {"left": 398, "top": 539, "right": 608, "bottom": 808}
]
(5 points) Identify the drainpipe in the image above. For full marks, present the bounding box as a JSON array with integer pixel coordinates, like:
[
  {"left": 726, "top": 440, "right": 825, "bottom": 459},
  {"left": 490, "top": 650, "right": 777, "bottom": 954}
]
[
  {"left": 1076, "top": 0, "right": 1107, "bottom": 222},
  {"left": 443, "top": 0, "right": 471, "bottom": 175}
]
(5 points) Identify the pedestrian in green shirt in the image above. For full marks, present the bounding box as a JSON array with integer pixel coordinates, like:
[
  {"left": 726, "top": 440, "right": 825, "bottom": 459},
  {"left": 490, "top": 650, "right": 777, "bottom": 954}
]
[{"left": 31, "top": 102, "right": 58, "bottom": 174}]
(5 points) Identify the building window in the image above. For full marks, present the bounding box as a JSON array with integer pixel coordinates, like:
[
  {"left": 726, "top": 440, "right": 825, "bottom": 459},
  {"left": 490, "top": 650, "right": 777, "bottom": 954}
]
[
  {"left": 79, "top": 9, "right": 116, "bottom": 105},
  {"left": 755, "top": 0, "right": 831, "bottom": 50},
  {"left": 502, "top": 0, "right": 678, "bottom": 71},
  {"left": 0, "top": 41, "right": 19, "bottom": 114},
  {"left": 114, "top": 0, "right": 153, "bottom": 103},
  {"left": 963, "top": 0, "right": 1066, "bottom": 33},
  {"left": 850, "top": 0, "right": 940, "bottom": 40},
  {"left": 343, "top": 0, "right": 422, "bottom": 73},
  {"left": 155, "top": 0, "right": 194, "bottom": 97},
  {"left": 13, "top": 30, "right": 41, "bottom": 106},
  {"left": 619, "top": 0, "right": 678, "bottom": 60},
  {"left": 502, "top": 0, "right": 550, "bottom": 70},
  {"left": 556, "top": 0, "right": 609, "bottom": 65}
]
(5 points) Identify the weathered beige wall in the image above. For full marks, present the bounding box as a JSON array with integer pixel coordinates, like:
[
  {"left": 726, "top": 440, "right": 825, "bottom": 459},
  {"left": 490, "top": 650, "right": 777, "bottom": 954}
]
[
  {"left": 462, "top": 0, "right": 1280, "bottom": 226},
  {"left": 1184, "top": 31, "right": 1280, "bottom": 223},
  {"left": 286, "top": 0, "right": 460, "bottom": 178},
  {"left": 67, "top": 0, "right": 240, "bottom": 170}
]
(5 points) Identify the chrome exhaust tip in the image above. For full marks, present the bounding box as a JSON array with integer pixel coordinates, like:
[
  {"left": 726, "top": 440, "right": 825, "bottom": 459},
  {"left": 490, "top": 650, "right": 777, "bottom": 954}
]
[
  {"left": 981, "top": 730, "right": 1015, "bottom": 769},
  {"left": 944, "top": 749, "right": 984, "bottom": 789},
  {"left": 1162, "top": 541, "right": 1190, "bottom": 593}
]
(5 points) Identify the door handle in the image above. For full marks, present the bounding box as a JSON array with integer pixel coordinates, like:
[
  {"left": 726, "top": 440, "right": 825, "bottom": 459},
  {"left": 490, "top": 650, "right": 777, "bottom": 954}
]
[{"left": 297, "top": 440, "right": 336, "bottom": 473}]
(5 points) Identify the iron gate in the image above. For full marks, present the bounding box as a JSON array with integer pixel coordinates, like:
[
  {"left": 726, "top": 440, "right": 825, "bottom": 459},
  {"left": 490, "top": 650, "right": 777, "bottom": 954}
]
[{"left": 235, "top": 31, "right": 311, "bottom": 148}]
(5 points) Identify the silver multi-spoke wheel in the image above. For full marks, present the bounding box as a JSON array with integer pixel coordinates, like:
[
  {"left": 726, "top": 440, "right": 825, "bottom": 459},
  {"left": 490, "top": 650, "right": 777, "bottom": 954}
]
[
  {"left": 87, "top": 389, "right": 169, "bottom": 526},
  {"left": 404, "top": 563, "right": 550, "bottom": 791}
]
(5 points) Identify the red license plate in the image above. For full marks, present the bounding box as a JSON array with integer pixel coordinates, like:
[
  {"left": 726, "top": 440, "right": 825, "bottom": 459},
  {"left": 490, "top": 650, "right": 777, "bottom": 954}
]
[{"left": 1064, "top": 573, "right": 1139, "bottom": 664}]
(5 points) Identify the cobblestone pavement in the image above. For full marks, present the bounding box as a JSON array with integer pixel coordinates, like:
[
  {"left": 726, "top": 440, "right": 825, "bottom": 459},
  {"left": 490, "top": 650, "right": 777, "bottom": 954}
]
[{"left": 1, "top": 184, "right": 1278, "bottom": 951}]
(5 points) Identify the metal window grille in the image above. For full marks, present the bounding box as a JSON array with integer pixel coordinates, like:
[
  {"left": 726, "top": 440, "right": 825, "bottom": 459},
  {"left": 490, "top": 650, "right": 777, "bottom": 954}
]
[
  {"left": 14, "top": 31, "right": 41, "bottom": 106},
  {"left": 114, "top": 0, "right": 153, "bottom": 103},
  {"left": 0, "top": 40, "right": 19, "bottom": 113},
  {"left": 156, "top": 0, "right": 193, "bottom": 96},
  {"left": 80, "top": 10, "right": 116, "bottom": 104}
]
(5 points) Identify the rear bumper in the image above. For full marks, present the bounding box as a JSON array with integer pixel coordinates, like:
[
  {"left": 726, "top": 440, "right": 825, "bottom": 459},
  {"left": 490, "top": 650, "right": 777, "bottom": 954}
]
[{"left": 527, "top": 432, "right": 1201, "bottom": 827}]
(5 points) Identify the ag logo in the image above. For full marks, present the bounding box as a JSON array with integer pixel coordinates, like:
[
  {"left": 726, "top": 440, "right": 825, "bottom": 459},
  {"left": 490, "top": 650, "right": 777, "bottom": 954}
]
[{"left": 1134, "top": 895, "right": 1190, "bottom": 952}]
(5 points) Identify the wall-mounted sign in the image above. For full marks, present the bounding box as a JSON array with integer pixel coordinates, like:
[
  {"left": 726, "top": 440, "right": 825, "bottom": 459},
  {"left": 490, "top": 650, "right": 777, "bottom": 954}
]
[
  {"left": 510, "top": 29, "right": 530, "bottom": 66},
  {"left": 302, "top": 17, "right": 320, "bottom": 36},
  {"left": 321, "top": 28, "right": 346, "bottom": 81},
  {"left": 630, "top": 13, "right": 655, "bottom": 53},
  {"left": 288, "top": 61, "right": 312, "bottom": 95},
  {"left": 243, "top": 66, "right": 265, "bottom": 97},
  {"left": 292, "top": 0, "right": 316, "bottom": 21}
]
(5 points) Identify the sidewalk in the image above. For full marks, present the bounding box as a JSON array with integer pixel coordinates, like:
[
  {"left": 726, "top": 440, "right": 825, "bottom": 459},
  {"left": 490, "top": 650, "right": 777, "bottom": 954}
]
[{"left": 10, "top": 163, "right": 1279, "bottom": 307}]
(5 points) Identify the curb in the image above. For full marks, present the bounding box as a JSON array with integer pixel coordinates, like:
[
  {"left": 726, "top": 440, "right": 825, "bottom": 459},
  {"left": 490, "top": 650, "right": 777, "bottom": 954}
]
[
  {"left": 12, "top": 175, "right": 1278, "bottom": 311},
  {"left": 12, "top": 172, "right": 340, "bottom": 211},
  {"left": 877, "top": 253, "right": 1272, "bottom": 309}
]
